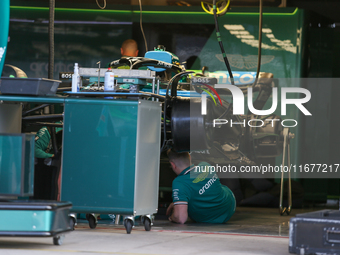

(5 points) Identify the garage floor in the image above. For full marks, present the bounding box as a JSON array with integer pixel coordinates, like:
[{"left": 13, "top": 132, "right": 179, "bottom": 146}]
[{"left": 0, "top": 206, "right": 337, "bottom": 255}]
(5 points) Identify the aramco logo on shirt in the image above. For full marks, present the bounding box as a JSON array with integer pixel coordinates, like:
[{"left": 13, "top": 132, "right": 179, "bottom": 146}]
[
  {"left": 192, "top": 171, "right": 209, "bottom": 183},
  {"left": 198, "top": 174, "right": 218, "bottom": 195}
]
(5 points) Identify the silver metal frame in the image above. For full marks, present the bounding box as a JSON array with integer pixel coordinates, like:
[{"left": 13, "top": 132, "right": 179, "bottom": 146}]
[
  {"left": 279, "top": 127, "right": 294, "bottom": 215},
  {"left": 134, "top": 100, "right": 161, "bottom": 216}
]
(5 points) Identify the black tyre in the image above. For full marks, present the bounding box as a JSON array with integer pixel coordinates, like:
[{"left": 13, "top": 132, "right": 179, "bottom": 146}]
[
  {"left": 124, "top": 219, "right": 133, "bottom": 234},
  {"left": 144, "top": 217, "right": 151, "bottom": 231},
  {"left": 53, "top": 236, "right": 63, "bottom": 245},
  {"left": 88, "top": 214, "right": 97, "bottom": 229},
  {"left": 69, "top": 216, "right": 76, "bottom": 230}
]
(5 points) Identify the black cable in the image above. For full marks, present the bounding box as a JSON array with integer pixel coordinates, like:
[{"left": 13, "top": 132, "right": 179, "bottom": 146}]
[
  {"left": 139, "top": 0, "right": 148, "bottom": 52},
  {"left": 217, "top": 0, "right": 264, "bottom": 118},
  {"left": 48, "top": 0, "right": 54, "bottom": 80},
  {"left": 252, "top": 0, "right": 263, "bottom": 88},
  {"left": 213, "top": 0, "right": 234, "bottom": 85},
  {"left": 160, "top": 74, "right": 179, "bottom": 153},
  {"left": 48, "top": 0, "right": 58, "bottom": 155},
  {"left": 165, "top": 71, "right": 194, "bottom": 97},
  {"left": 170, "top": 71, "right": 194, "bottom": 97},
  {"left": 245, "top": 0, "right": 264, "bottom": 158},
  {"left": 211, "top": 0, "right": 234, "bottom": 119},
  {"left": 217, "top": 101, "right": 232, "bottom": 119}
]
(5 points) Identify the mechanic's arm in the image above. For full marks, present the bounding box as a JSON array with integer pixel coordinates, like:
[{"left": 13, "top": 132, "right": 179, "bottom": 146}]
[
  {"left": 35, "top": 127, "right": 53, "bottom": 158},
  {"left": 167, "top": 202, "right": 188, "bottom": 224}
]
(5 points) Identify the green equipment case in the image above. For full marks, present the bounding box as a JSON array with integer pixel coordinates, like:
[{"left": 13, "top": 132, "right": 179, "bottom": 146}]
[{"left": 0, "top": 200, "right": 72, "bottom": 245}]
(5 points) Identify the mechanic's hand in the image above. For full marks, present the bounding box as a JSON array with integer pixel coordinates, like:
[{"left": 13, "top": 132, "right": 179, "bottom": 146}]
[
  {"left": 43, "top": 157, "right": 53, "bottom": 166},
  {"left": 166, "top": 202, "right": 174, "bottom": 216}
]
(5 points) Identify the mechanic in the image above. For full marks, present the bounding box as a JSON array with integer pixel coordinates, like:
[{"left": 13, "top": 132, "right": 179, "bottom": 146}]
[
  {"left": 111, "top": 39, "right": 139, "bottom": 70},
  {"left": 33, "top": 124, "right": 62, "bottom": 200},
  {"left": 166, "top": 149, "right": 236, "bottom": 224},
  {"left": 120, "top": 39, "right": 139, "bottom": 58}
]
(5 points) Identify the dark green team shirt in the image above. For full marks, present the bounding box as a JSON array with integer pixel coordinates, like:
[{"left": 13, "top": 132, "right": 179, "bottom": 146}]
[
  {"left": 35, "top": 124, "right": 63, "bottom": 158},
  {"left": 172, "top": 162, "right": 236, "bottom": 223}
]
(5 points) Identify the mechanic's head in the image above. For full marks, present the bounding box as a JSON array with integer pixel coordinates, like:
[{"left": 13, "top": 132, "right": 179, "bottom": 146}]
[
  {"left": 121, "top": 39, "right": 139, "bottom": 57},
  {"left": 167, "top": 149, "right": 191, "bottom": 174}
]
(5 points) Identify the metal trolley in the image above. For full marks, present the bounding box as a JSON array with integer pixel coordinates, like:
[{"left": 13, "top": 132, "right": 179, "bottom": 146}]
[{"left": 61, "top": 68, "right": 162, "bottom": 234}]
